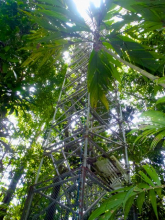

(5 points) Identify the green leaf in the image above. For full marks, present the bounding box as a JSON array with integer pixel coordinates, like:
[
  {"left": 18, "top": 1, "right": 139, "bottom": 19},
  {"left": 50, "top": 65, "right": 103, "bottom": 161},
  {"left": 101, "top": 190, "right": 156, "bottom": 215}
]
[
  {"left": 139, "top": 171, "right": 155, "bottom": 187},
  {"left": 37, "top": 9, "right": 68, "bottom": 22},
  {"left": 111, "top": 65, "right": 121, "bottom": 82},
  {"left": 4, "top": 46, "right": 10, "bottom": 52},
  {"left": 124, "top": 195, "right": 136, "bottom": 220},
  {"left": 151, "top": 130, "right": 165, "bottom": 149},
  {"left": 89, "top": 192, "right": 126, "bottom": 220},
  {"left": 137, "top": 182, "right": 151, "bottom": 190},
  {"left": 141, "top": 110, "right": 165, "bottom": 123},
  {"left": 123, "top": 187, "right": 135, "bottom": 209},
  {"left": 2, "top": 63, "right": 8, "bottom": 73},
  {"left": 88, "top": 50, "right": 98, "bottom": 84},
  {"left": 36, "top": 0, "right": 64, "bottom": 8},
  {"left": 137, "top": 192, "right": 145, "bottom": 214},
  {"left": 149, "top": 189, "right": 158, "bottom": 219},
  {"left": 155, "top": 188, "right": 162, "bottom": 198},
  {"left": 154, "top": 85, "right": 161, "bottom": 95},
  {"left": 156, "top": 76, "right": 165, "bottom": 84},
  {"left": 156, "top": 96, "right": 165, "bottom": 105},
  {"left": 127, "top": 128, "right": 138, "bottom": 135},
  {"left": 88, "top": 49, "right": 114, "bottom": 109},
  {"left": 99, "top": 205, "right": 120, "bottom": 220},
  {"left": 143, "top": 164, "right": 161, "bottom": 186}
]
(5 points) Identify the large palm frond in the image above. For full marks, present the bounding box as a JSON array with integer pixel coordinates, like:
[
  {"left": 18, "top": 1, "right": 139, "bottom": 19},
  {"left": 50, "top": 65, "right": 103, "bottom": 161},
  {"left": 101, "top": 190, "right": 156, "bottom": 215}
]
[
  {"left": 21, "top": 0, "right": 165, "bottom": 108},
  {"left": 133, "top": 110, "right": 165, "bottom": 149}
]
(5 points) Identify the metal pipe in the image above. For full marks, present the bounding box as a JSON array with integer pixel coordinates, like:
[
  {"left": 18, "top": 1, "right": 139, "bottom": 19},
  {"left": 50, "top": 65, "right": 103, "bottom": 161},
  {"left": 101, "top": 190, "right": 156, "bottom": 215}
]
[
  {"left": 44, "top": 138, "right": 84, "bottom": 155},
  {"left": 52, "top": 91, "right": 88, "bottom": 124},
  {"left": 50, "top": 154, "right": 76, "bottom": 216},
  {"left": 83, "top": 192, "right": 106, "bottom": 217},
  {"left": 57, "top": 88, "right": 86, "bottom": 107},
  {"left": 79, "top": 93, "right": 90, "bottom": 220},
  {"left": 34, "top": 157, "right": 43, "bottom": 184},
  {"left": 117, "top": 88, "right": 131, "bottom": 183},
  {"left": 51, "top": 107, "right": 87, "bottom": 127}
]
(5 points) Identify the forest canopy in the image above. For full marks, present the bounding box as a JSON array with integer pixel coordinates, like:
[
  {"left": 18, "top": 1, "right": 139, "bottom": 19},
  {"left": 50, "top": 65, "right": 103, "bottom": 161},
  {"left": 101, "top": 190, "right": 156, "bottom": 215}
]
[{"left": 0, "top": 0, "right": 165, "bottom": 219}]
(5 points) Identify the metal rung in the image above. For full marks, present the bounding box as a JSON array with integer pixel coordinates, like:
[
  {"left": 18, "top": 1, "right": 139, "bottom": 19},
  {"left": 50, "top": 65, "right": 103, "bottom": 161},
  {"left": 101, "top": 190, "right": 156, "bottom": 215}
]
[
  {"left": 57, "top": 88, "right": 86, "bottom": 107},
  {"left": 62, "top": 73, "right": 86, "bottom": 91},
  {"left": 65, "top": 58, "right": 89, "bottom": 77},
  {"left": 51, "top": 107, "right": 87, "bottom": 128}
]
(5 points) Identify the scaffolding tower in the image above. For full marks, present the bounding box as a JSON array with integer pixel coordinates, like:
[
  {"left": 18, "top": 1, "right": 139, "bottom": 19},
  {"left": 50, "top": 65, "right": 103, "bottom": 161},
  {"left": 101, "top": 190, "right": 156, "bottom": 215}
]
[{"left": 21, "top": 42, "right": 130, "bottom": 220}]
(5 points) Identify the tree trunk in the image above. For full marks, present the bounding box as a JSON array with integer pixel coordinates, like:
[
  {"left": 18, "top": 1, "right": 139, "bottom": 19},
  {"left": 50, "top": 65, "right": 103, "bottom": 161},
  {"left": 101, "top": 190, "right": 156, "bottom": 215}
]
[{"left": 0, "top": 166, "right": 24, "bottom": 220}]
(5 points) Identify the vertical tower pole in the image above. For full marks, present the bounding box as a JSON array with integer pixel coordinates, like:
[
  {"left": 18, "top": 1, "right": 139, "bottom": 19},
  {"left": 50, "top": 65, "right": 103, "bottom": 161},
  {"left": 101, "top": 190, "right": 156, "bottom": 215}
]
[
  {"left": 118, "top": 89, "right": 131, "bottom": 183},
  {"left": 79, "top": 93, "right": 90, "bottom": 219}
]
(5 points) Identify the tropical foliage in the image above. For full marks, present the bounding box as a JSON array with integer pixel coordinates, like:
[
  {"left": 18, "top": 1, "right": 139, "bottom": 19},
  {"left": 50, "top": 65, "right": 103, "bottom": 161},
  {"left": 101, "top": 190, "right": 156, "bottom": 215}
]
[
  {"left": 132, "top": 110, "right": 165, "bottom": 149},
  {"left": 89, "top": 164, "right": 164, "bottom": 220},
  {"left": 21, "top": 0, "right": 165, "bottom": 107},
  {"left": 0, "top": 0, "right": 165, "bottom": 219}
]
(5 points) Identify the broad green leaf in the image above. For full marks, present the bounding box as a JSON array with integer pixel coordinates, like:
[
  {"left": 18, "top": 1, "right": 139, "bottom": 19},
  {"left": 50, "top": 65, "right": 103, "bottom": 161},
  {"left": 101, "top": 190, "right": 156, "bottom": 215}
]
[
  {"left": 156, "top": 76, "right": 165, "bottom": 84},
  {"left": 4, "top": 46, "right": 10, "bottom": 52},
  {"left": 143, "top": 164, "right": 161, "bottom": 186},
  {"left": 36, "top": 0, "right": 64, "bottom": 7},
  {"left": 149, "top": 189, "right": 158, "bottom": 219},
  {"left": 111, "top": 65, "right": 121, "bottom": 82},
  {"left": 108, "top": 186, "right": 133, "bottom": 195},
  {"left": 100, "top": 91, "right": 109, "bottom": 110},
  {"left": 154, "top": 85, "right": 161, "bottom": 96},
  {"left": 34, "top": 32, "right": 63, "bottom": 43},
  {"left": 88, "top": 50, "right": 98, "bottom": 84},
  {"left": 139, "top": 171, "right": 155, "bottom": 187},
  {"left": 89, "top": 192, "right": 126, "bottom": 220},
  {"left": 103, "top": 3, "right": 119, "bottom": 20},
  {"left": 99, "top": 205, "right": 121, "bottom": 220},
  {"left": 155, "top": 188, "right": 162, "bottom": 198},
  {"left": 136, "top": 192, "right": 145, "bottom": 214},
  {"left": 2, "top": 63, "right": 8, "bottom": 73},
  {"left": 151, "top": 130, "right": 165, "bottom": 149},
  {"left": 127, "top": 128, "right": 138, "bottom": 135},
  {"left": 37, "top": 9, "right": 68, "bottom": 22},
  {"left": 88, "top": 49, "right": 115, "bottom": 108},
  {"left": 137, "top": 182, "right": 151, "bottom": 190},
  {"left": 124, "top": 195, "right": 136, "bottom": 220},
  {"left": 156, "top": 96, "right": 165, "bottom": 105},
  {"left": 134, "top": 129, "right": 156, "bottom": 145},
  {"left": 123, "top": 187, "right": 135, "bottom": 209},
  {"left": 22, "top": 10, "right": 58, "bottom": 31},
  {"left": 141, "top": 111, "right": 165, "bottom": 125},
  {"left": 22, "top": 52, "right": 43, "bottom": 67}
]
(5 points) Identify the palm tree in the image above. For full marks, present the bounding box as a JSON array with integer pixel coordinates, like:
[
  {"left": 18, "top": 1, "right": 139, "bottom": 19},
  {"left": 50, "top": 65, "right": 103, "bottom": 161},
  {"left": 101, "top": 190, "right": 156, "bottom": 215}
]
[
  {"left": 22, "top": 0, "right": 165, "bottom": 108},
  {"left": 19, "top": 1, "right": 165, "bottom": 219}
]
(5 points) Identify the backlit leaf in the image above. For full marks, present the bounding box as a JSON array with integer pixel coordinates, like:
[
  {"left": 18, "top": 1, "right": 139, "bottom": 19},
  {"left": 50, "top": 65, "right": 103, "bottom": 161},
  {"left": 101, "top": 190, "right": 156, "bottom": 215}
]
[
  {"left": 137, "top": 192, "right": 145, "bottom": 214},
  {"left": 149, "top": 189, "right": 158, "bottom": 219}
]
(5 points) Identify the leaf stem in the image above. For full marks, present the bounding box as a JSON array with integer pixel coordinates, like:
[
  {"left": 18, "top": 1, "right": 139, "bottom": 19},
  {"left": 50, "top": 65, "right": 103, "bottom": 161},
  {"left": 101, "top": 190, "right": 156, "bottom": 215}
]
[{"left": 102, "top": 46, "right": 165, "bottom": 88}]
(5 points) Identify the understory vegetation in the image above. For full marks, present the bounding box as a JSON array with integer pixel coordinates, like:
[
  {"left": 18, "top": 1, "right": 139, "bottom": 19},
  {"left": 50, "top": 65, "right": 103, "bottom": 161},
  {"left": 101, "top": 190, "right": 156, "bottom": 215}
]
[{"left": 0, "top": 0, "right": 165, "bottom": 219}]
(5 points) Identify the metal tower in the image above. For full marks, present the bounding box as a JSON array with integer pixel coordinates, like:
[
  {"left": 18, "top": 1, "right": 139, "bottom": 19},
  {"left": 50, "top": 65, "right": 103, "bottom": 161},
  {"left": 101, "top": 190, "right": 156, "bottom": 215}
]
[{"left": 21, "top": 42, "right": 130, "bottom": 220}]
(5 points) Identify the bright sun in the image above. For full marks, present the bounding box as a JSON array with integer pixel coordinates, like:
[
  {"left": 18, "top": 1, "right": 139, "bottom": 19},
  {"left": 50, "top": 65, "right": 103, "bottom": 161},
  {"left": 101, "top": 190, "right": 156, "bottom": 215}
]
[{"left": 73, "top": 0, "right": 100, "bottom": 17}]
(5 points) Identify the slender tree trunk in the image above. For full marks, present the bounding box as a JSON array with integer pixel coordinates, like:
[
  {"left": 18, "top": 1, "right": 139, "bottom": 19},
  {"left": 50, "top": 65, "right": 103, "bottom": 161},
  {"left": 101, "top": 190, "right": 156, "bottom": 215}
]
[
  {"left": 102, "top": 46, "right": 165, "bottom": 88},
  {"left": 0, "top": 166, "right": 24, "bottom": 220}
]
